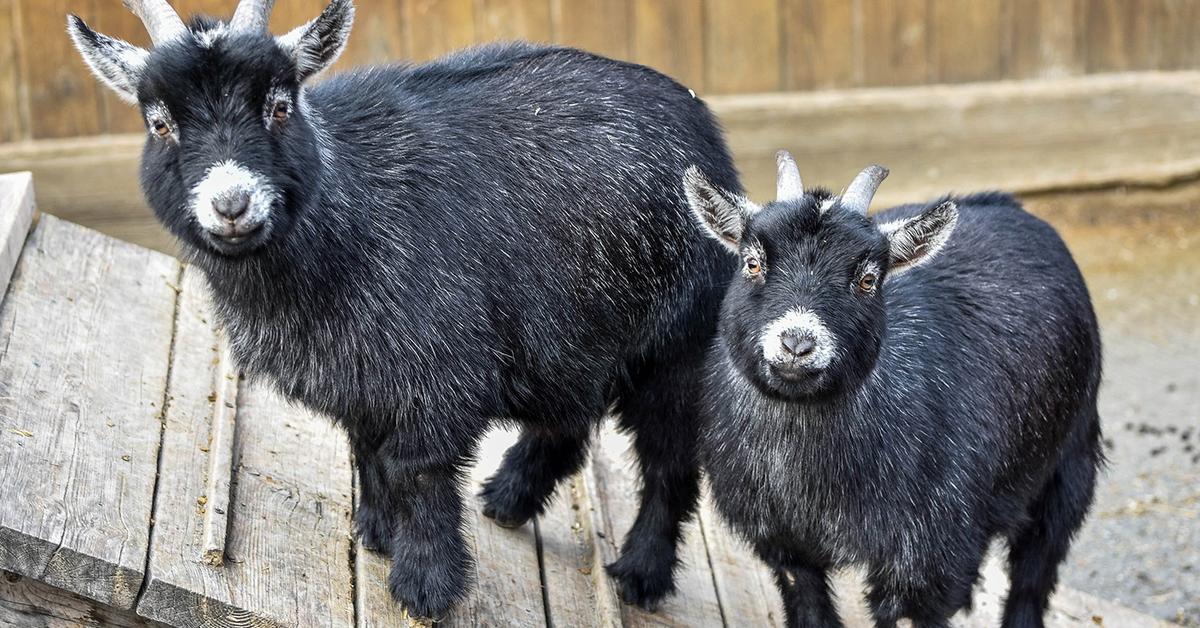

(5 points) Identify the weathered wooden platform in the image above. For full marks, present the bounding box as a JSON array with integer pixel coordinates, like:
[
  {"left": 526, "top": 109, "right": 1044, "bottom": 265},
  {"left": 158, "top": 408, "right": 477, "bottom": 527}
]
[{"left": 0, "top": 173, "right": 1177, "bottom": 627}]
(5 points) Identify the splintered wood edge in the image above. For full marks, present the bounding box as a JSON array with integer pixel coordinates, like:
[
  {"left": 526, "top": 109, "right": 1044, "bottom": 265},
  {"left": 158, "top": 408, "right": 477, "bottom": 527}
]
[
  {"left": 199, "top": 338, "right": 239, "bottom": 566},
  {"left": 0, "top": 171, "right": 36, "bottom": 299}
]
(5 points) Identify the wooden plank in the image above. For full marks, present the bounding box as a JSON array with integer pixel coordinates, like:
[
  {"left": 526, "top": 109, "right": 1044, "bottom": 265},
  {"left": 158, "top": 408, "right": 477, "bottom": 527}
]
[
  {"left": 710, "top": 73, "right": 1200, "bottom": 204},
  {"left": 137, "top": 270, "right": 355, "bottom": 627},
  {"left": 537, "top": 467, "right": 622, "bottom": 626},
  {"left": 0, "top": 215, "right": 179, "bottom": 608},
  {"left": 551, "top": 0, "right": 630, "bottom": 60},
  {"left": 704, "top": 0, "right": 781, "bottom": 95},
  {"left": 860, "top": 0, "right": 928, "bottom": 87},
  {"left": 929, "top": 0, "right": 1006, "bottom": 84},
  {"left": 588, "top": 426, "right": 723, "bottom": 626},
  {"left": 696, "top": 497, "right": 781, "bottom": 627},
  {"left": 781, "top": 0, "right": 859, "bottom": 90},
  {"left": 336, "top": 0, "right": 409, "bottom": 68},
  {"left": 198, "top": 341, "right": 237, "bottom": 566},
  {"left": 0, "top": 134, "right": 168, "bottom": 253},
  {"left": 13, "top": 72, "right": 1200, "bottom": 255},
  {"left": 0, "top": 0, "right": 28, "bottom": 143},
  {"left": 475, "top": 0, "right": 553, "bottom": 43},
  {"left": 406, "top": 0, "right": 477, "bottom": 61},
  {"left": 630, "top": 0, "right": 704, "bottom": 91},
  {"left": 1085, "top": 0, "right": 1161, "bottom": 73},
  {"left": 1, "top": 569, "right": 166, "bottom": 627},
  {"left": 1155, "top": 0, "right": 1200, "bottom": 71},
  {"left": 18, "top": 0, "right": 104, "bottom": 139},
  {"left": 0, "top": 172, "right": 35, "bottom": 300},
  {"left": 1008, "top": 0, "right": 1084, "bottom": 79},
  {"left": 355, "top": 427, "right": 545, "bottom": 627}
]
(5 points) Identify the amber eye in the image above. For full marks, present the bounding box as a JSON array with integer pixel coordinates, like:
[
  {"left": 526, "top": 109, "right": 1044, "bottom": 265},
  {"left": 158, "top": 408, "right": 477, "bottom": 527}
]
[
  {"left": 745, "top": 256, "right": 762, "bottom": 276},
  {"left": 271, "top": 100, "right": 289, "bottom": 122},
  {"left": 152, "top": 120, "right": 171, "bottom": 138},
  {"left": 857, "top": 272, "right": 878, "bottom": 293}
]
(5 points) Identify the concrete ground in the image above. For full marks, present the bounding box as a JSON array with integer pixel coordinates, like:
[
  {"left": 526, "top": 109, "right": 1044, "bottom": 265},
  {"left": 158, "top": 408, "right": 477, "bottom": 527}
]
[{"left": 1033, "top": 190, "right": 1200, "bottom": 626}]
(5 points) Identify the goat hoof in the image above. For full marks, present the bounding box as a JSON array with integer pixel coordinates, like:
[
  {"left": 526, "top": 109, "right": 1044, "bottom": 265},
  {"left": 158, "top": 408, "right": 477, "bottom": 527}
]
[{"left": 605, "top": 556, "right": 674, "bottom": 612}]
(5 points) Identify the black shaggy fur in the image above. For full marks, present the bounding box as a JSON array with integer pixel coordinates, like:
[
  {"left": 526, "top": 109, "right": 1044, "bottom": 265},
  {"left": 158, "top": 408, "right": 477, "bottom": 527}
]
[
  {"left": 69, "top": 1, "right": 739, "bottom": 618},
  {"left": 687, "top": 169, "right": 1103, "bottom": 627}
]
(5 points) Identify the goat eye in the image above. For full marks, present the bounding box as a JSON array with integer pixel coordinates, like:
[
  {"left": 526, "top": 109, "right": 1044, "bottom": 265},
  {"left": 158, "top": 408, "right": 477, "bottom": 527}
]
[
  {"left": 272, "top": 100, "right": 289, "bottom": 122},
  {"left": 745, "top": 256, "right": 762, "bottom": 276},
  {"left": 857, "top": 273, "right": 877, "bottom": 293},
  {"left": 152, "top": 120, "right": 171, "bottom": 138}
]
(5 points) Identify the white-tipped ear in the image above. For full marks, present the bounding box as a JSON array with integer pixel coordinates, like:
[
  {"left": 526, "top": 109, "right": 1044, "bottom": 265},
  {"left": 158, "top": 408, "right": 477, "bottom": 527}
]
[
  {"left": 67, "top": 15, "right": 149, "bottom": 104},
  {"left": 683, "top": 166, "right": 758, "bottom": 253},
  {"left": 881, "top": 201, "right": 958, "bottom": 278},
  {"left": 278, "top": 0, "right": 355, "bottom": 82}
]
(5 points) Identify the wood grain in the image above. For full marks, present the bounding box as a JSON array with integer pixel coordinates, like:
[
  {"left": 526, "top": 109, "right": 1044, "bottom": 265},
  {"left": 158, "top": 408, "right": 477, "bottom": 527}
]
[
  {"left": 861, "top": 0, "right": 928, "bottom": 86},
  {"left": 338, "top": 0, "right": 409, "bottom": 67},
  {"left": 552, "top": 0, "right": 630, "bottom": 60},
  {"left": 0, "top": 172, "right": 35, "bottom": 300},
  {"left": 712, "top": 73, "right": 1200, "bottom": 204},
  {"left": 0, "top": 570, "right": 166, "bottom": 628},
  {"left": 198, "top": 340, "right": 238, "bottom": 566},
  {"left": 18, "top": 0, "right": 104, "bottom": 139},
  {"left": 588, "top": 426, "right": 723, "bottom": 626},
  {"left": 137, "top": 277, "right": 356, "bottom": 626},
  {"left": 406, "top": 0, "right": 477, "bottom": 61},
  {"left": 782, "top": 0, "right": 859, "bottom": 90},
  {"left": 696, "top": 497, "right": 781, "bottom": 627},
  {"left": 475, "top": 0, "right": 553, "bottom": 43},
  {"left": 929, "top": 0, "right": 1006, "bottom": 83},
  {"left": 704, "top": 0, "right": 781, "bottom": 95},
  {"left": 1009, "top": 0, "right": 1085, "bottom": 78},
  {"left": 1085, "top": 0, "right": 1162, "bottom": 72},
  {"left": 630, "top": 0, "right": 704, "bottom": 91},
  {"left": 0, "top": 0, "right": 28, "bottom": 143},
  {"left": 0, "top": 215, "right": 179, "bottom": 608},
  {"left": 537, "top": 467, "right": 622, "bottom": 627}
]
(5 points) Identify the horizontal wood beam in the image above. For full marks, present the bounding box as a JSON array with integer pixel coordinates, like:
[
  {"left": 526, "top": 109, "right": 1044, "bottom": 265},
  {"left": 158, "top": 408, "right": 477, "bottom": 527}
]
[{"left": 4, "top": 71, "right": 1200, "bottom": 254}]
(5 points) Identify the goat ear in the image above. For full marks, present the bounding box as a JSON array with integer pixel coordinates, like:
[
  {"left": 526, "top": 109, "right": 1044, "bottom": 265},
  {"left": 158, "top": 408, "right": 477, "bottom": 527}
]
[
  {"left": 278, "top": 0, "right": 355, "bottom": 82},
  {"left": 683, "top": 166, "right": 757, "bottom": 253},
  {"left": 881, "top": 200, "right": 958, "bottom": 278},
  {"left": 67, "top": 15, "right": 149, "bottom": 104}
]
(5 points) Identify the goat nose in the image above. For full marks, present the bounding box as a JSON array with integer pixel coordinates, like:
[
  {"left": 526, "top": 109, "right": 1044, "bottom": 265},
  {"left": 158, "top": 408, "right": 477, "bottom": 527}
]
[
  {"left": 781, "top": 332, "right": 816, "bottom": 358},
  {"left": 213, "top": 192, "right": 250, "bottom": 220}
]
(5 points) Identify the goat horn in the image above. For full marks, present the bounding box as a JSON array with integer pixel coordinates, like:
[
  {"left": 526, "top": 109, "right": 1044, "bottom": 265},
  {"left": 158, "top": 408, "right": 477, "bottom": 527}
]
[
  {"left": 841, "top": 165, "right": 889, "bottom": 216},
  {"left": 122, "top": 0, "right": 187, "bottom": 46},
  {"left": 775, "top": 150, "right": 804, "bottom": 203},
  {"left": 229, "top": 0, "right": 276, "bottom": 33}
]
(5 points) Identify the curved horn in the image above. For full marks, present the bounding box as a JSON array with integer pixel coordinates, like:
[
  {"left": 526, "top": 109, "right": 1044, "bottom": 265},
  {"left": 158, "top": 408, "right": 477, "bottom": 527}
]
[
  {"left": 122, "top": 0, "right": 187, "bottom": 46},
  {"left": 229, "top": 0, "right": 276, "bottom": 33},
  {"left": 775, "top": 150, "right": 803, "bottom": 203},
  {"left": 841, "top": 165, "right": 889, "bottom": 216}
]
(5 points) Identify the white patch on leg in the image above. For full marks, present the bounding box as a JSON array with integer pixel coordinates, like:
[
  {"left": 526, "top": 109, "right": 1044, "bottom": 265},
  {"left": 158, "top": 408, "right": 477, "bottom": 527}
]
[
  {"left": 760, "top": 307, "right": 837, "bottom": 369},
  {"left": 190, "top": 160, "right": 278, "bottom": 232}
]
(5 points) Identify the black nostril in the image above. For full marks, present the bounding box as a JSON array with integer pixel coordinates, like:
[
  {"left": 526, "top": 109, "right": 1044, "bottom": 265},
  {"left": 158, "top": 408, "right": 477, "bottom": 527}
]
[
  {"left": 781, "top": 333, "right": 817, "bottom": 358},
  {"left": 213, "top": 192, "right": 251, "bottom": 220}
]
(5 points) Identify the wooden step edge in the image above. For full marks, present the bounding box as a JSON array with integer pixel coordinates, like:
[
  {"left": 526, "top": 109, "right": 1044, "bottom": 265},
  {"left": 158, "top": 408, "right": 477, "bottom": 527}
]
[
  {"left": 705, "top": 71, "right": 1200, "bottom": 114},
  {"left": 0, "top": 171, "right": 36, "bottom": 299}
]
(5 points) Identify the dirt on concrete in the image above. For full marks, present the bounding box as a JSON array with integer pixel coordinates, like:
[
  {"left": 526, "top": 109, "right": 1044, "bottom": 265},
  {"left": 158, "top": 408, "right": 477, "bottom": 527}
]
[{"left": 1029, "top": 188, "right": 1200, "bottom": 626}]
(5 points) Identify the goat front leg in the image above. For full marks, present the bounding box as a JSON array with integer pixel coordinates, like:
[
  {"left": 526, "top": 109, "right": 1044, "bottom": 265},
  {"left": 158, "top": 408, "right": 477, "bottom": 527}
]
[
  {"left": 381, "top": 440, "right": 475, "bottom": 621},
  {"left": 773, "top": 564, "right": 843, "bottom": 628}
]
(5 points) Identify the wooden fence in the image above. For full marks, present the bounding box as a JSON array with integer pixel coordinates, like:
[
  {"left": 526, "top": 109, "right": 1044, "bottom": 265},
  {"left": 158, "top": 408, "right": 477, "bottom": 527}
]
[{"left": 2, "top": 0, "right": 1200, "bottom": 143}]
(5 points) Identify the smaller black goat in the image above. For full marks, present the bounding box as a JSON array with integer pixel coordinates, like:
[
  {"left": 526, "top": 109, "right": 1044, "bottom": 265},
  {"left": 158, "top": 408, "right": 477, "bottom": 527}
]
[{"left": 685, "top": 153, "right": 1103, "bottom": 628}]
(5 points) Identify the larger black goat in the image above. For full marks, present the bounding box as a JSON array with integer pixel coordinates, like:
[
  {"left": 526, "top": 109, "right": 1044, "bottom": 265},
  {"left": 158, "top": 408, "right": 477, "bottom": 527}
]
[
  {"left": 69, "top": 0, "right": 739, "bottom": 618},
  {"left": 685, "top": 152, "right": 1103, "bottom": 628}
]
